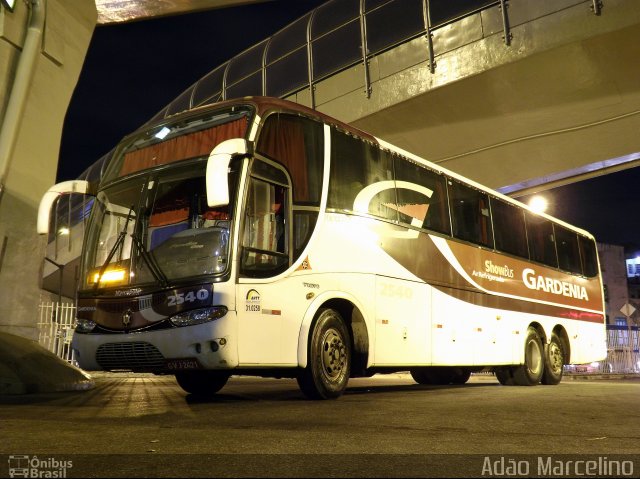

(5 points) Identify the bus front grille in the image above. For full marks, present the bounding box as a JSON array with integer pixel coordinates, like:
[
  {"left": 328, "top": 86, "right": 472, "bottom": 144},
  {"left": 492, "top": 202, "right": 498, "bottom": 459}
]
[{"left": 96, "top": 341, "right": 165, "bottom": 371}]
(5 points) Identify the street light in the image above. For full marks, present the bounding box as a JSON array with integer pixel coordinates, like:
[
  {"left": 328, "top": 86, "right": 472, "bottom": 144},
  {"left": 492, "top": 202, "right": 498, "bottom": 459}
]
[{"left": 528, "top": 195, "right": 548, "bottom": 214}]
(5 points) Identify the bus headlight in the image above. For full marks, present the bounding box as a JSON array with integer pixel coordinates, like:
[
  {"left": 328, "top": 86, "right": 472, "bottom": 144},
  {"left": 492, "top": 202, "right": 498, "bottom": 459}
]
[
  {"left": 170, "top": 306, "right": 228, "bottom": 327},
  {"left": 76, "top": 319, "right": 96, "bottom": 333}
]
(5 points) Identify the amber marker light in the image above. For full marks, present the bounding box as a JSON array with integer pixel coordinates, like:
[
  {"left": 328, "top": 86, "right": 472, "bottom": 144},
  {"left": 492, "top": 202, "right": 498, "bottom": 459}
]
[{"left": 90, "top": 268, "right": 127, "bottom": 286}]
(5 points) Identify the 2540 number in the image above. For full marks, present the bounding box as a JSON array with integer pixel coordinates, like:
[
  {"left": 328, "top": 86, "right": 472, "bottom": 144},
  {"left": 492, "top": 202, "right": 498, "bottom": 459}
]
[{"left": 167, "top": 288, "right": 209, "bottom": 306}]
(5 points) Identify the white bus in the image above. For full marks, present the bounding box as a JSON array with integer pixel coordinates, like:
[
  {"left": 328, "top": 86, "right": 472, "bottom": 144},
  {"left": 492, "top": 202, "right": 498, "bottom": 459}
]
[{"left": 38, "top": 97, "right": 606, "bottom": 399}]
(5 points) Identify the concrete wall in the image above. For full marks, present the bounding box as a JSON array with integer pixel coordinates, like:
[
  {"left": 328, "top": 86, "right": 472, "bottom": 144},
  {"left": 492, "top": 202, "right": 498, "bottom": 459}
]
[{"left": 0, "top": 0, "right": 96, "bottom": 339}]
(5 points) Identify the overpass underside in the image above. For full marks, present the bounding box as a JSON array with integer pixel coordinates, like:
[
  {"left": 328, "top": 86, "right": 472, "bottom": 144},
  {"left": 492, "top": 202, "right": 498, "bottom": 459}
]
[{"left": 286, "top": 0, "right": 640, "bottom": 196}]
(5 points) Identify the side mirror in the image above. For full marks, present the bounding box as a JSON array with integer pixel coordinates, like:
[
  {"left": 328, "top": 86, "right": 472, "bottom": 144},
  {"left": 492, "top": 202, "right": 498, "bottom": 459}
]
[
  {"left": 206, "top": 138, "right": 250, "bottom": 207},
  {"left": 37, "top": 180, "right": 92, "bottom": 235}
]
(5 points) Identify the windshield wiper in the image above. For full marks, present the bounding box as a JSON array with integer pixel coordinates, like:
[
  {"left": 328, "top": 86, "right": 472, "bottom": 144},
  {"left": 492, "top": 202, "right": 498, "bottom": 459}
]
[
  {"left": 94, "top": 205, "right": 135, "bottom": 291},
  {"left": 130, "top": 232, "right": 168, "bottom": 287}
]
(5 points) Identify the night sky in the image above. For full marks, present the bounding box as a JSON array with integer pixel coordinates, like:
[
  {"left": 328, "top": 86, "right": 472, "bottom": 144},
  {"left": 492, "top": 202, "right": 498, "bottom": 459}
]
[{"left": 57, "top": 0, "right": 640, "bottom": 251}]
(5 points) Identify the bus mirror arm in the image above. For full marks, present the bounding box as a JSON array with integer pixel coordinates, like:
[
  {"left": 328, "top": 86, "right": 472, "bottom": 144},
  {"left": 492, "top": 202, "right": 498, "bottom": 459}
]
[
  {"left": 206, "top": 138, "right": 251, "bottom": 207},
  {"left": 37, "top": 180, "right": 93, "bottom": 235}
]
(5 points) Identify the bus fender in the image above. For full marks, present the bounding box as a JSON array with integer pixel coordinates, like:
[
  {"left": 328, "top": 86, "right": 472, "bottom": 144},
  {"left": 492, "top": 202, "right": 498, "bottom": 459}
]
[{"left": 296, "top": 290, "right": 370, "bottom": 368}]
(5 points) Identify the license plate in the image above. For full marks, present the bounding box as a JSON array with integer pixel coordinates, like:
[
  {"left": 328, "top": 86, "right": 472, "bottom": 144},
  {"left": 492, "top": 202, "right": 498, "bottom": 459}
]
[{"left": 166, "top": 358, "right": 201, "bottom": 370}]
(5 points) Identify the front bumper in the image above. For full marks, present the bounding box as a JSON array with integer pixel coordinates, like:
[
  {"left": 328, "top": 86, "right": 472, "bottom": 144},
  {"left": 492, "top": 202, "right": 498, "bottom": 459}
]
[{"left": 71, "top": 311, "right": 238, "bottom": 372}]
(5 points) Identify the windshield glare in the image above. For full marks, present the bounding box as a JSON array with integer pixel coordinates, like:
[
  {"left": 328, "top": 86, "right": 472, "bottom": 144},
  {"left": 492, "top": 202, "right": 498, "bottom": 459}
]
[{"left": 81, "top": 163, "right": 235, "bottom": 290}]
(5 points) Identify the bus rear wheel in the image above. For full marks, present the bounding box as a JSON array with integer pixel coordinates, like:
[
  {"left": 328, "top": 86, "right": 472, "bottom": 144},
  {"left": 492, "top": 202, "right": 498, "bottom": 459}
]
[
  {"left": 495, "top": 367, "right": 514, "bottom": 385},
  {"left": 512, "top": 327, "right": 544, "bottom": 386},
  {"left": 297, "top": 308, "right": 351, "bottom": 400},
  {"left": 410, "top": 367, "right": 454, "bottom": 385},
  {"left": 541, "top": 333, "right": 565, "bottom": 385},
  {"left": 175, "top": 370, "right": 230, "bottom": 396},
  {"left": 451, "top": 368, "right": 472, "bottom": 384},
  {"left": 410, "top": 367, "right": 471, "bottom": 385}
]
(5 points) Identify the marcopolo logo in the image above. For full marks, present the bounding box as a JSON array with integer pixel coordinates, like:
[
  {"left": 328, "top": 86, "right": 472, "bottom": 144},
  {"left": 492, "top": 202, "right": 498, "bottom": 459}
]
[{"left": 8, "top": 455, "right": 72, "bottom": 478}]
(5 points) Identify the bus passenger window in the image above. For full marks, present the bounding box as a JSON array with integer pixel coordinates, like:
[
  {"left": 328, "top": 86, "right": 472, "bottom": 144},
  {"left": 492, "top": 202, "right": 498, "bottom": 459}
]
[
  {"left": 328, "top": 128, "right": 396, "bottom": 222},
  {"left": 525, "top": 213, "right": 558, "bottom": 268},
  {"left": 555, "top": 226, "right": 582, "bottom": 274},
  {"left": 579, "top": 236, "right": 598, "bottom": 277},
  {"left": 448, "top": 180, "right": 493, "bottom": 248},
  {"left": 393, "top": 158, "right": 450, "bottom": 235},
  {"left": 491, "top": 198, "right": 528, "bottom": 258}
]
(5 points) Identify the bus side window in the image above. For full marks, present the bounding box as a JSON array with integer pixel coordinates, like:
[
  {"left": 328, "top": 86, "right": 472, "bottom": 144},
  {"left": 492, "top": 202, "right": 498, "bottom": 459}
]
[
  {"left": 579, "top": 236, "right": 598, "bottom": 277},
  {"left": 525, "top": 213, "right": 558, "bottom": 268},
  {"left": 328, "top": 129, "right": 396, "bottom": 222},
  {"left": 491, "top": 198, "right": 528, "bottom": 258},
  {"left": 393, "top": 158, "right": 450, "bottom": 235},
  {"left": 448, "top": 179, "right": 493, "bottom": 248},
  {"left": 555, "top": 226, "right": 582, "bottom": 274}
]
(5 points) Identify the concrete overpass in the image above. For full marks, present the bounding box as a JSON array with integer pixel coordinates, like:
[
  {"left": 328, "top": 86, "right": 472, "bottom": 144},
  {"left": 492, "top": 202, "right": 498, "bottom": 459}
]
[
  {"left": 1, "top": 0, "right": 639, "bottom": 339},
  {"left": 144, "top": 0, "right": 640, "bottom": 194}
]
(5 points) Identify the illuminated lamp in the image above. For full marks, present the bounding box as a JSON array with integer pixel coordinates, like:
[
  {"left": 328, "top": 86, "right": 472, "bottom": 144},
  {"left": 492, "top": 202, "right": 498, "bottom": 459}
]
[
  {"left": 528, "top": 195, "right": 548, "bottom": 214},
  {"left": 154, "top": 126, "right": 171, "bottom": 140},
  {"left": 90, "top": 268, "right": 127, "bottom": 286}
]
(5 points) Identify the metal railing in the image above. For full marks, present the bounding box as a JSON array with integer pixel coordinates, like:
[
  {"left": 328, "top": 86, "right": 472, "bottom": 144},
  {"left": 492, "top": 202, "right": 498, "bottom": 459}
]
[
  {"left": 565, "top": 327, "right": 640, "bottom": 375},
  {"left": 149, "top": 0, "right": 599, "bottom": 123},
  {"left": 37, "top": 302, "right": 77, "bottom": 366}
]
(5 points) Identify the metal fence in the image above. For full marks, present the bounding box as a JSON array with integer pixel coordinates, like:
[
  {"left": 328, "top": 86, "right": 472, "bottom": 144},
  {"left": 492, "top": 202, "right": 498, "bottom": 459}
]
[
  {"left": 565, "top": 327, "right": 640, "bottom": 375},
  {"left": 37, "top": 302, "right": 77, "bottom": 366}
]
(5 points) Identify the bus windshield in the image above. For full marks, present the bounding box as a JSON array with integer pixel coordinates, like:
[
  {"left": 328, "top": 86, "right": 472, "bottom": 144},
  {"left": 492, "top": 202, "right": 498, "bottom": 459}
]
[{"left": 80, "top": 160, "right": 240, "bottom": 291}]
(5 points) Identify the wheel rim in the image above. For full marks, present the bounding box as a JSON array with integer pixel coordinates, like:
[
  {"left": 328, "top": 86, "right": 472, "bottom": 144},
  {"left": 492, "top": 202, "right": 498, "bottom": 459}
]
[
  {"left": 321, "top": 327, "right": 347, "bottom": 380},
  {"left": 525, "top": 337, "right": 543, "bottom": 375},
  {"left": 548, "top": 341, "right": 563, "bottom": 374}
]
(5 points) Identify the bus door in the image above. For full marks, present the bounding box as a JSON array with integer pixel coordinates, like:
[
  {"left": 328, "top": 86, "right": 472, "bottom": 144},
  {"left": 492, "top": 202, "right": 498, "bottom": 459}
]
[{"left": 236, "top": 160, "right": 291, "bottom": 365}]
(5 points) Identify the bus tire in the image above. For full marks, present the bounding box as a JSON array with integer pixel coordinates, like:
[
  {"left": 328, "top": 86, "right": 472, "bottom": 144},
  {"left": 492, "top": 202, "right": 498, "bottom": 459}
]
[
  {"left": 541, "top": 333, "right": 565, "bottom": 385},
  {"left": 512, "top": 327, "right": 544, "bottom": 386},
  {"left": 410, "top": 367, "right": 454, "bottom": 385},
  {"left": 495, "top": 367, "right": 515, "bottom": 386},
  {"left": 175, "top": 370, "right": 230, "bottom": 396},
  {"left": 451, "top": 368, "right": 472, "bottom": 384},
  {"left": 297, "top": 308, "right": 351, "bottom": 400}
]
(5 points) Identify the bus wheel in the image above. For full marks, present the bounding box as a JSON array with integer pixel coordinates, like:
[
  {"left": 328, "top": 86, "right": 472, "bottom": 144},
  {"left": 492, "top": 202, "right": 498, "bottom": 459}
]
[
  {"left": 512, "top": 327, "right": 544, "bottom": 386},
  {"left": 541, "top": 333, "right": 565, "bottom": 385},
  {"left": 495, "top": 367, "right": 515, "bottom": 385},
  {"left": 451, "top": 368, "right": 472, "bottom": 384},
  {"left": 410, "top": 367, "right": 454, "bottom": 385},
  {"left": 297, "top": 308, "right": 351, "bottom": 400},
  {"left": 175, "top": 371, "right": 230, "bottom": 396}
]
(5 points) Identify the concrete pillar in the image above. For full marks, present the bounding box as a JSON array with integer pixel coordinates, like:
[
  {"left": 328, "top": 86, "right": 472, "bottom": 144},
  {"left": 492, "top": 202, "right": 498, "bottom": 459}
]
[{"left": 0, "top": 0, "right": 96, "bottom": 339}]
